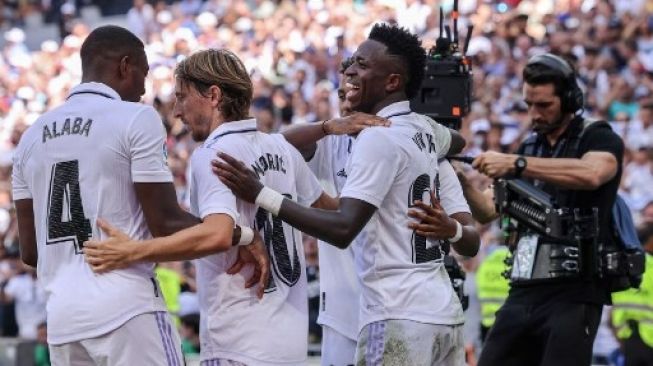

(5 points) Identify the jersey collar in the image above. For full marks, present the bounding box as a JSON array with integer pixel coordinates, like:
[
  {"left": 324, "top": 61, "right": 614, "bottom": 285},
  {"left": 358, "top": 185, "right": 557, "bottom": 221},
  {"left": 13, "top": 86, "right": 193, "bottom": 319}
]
[
  {"left": 67, "top": 82, "right": 121, "bottom": 100},
  {"left": 206, "top": 118, "right": 258, "bottom": 143},
  {"left": 375, "top": 100, "right": 412, "bottom": 119}
]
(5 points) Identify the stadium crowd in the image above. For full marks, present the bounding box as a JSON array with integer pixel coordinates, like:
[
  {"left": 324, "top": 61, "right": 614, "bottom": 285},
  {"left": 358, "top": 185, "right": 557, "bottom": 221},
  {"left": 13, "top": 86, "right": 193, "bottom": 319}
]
[{"left": 1, "top": 0, "right": 653, "bottom": 364}]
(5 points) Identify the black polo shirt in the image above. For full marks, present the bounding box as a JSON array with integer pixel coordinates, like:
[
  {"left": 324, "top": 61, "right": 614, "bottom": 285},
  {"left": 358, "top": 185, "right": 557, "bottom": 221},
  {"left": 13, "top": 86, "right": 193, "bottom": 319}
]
[{"left": 508, "top": 117, "right": 624, "bottom": 305}]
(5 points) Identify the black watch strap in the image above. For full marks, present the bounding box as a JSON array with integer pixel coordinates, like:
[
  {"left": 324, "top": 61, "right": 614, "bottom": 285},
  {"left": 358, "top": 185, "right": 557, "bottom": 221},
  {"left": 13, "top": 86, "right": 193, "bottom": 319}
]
[{"left": 514, "top": 156, "right": 527, "bottom": 178}]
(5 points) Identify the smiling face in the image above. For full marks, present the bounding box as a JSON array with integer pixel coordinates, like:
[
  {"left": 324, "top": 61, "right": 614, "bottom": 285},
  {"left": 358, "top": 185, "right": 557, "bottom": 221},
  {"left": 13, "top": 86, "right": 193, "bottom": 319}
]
[
  {"left": 344, "top": 39, "right": 400, "bottom": 114},
  {"left": 173, "top": 79, "right": 216, "bottom": 142}
]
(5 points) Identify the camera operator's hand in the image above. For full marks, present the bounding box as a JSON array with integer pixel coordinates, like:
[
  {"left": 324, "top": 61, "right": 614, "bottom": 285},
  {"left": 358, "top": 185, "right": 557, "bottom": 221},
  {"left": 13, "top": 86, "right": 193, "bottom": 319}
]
[{"left": 472, "top": 151, "right": 519, "bottom": 178}]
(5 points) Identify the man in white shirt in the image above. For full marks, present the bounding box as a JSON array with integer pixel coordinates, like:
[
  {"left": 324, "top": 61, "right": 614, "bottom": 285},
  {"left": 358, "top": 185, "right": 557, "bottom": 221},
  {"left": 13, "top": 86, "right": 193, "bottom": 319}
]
[
  {"left": 84, "top": 49, "right": 330, "bottom": 366},
  {"left": 12, "top": 26, "right": 261, "bottom": 366},
  {"left": 214, "top": 24, "right": 478, "bottom": 365},
  {"left": 0, "top": 263, "right": 46, "bottom": 340},
  {"left": 280, "top": 57, "right": 479, "bottom": 365}
]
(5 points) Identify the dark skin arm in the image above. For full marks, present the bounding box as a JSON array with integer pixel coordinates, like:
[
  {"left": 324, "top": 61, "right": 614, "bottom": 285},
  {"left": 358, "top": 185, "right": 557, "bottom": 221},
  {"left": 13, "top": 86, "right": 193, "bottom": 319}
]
[
  {"left": 134, "top": 182, "right": 245, "bottom": 245},
  {"left": 281, "top": 112, "right": 389, "bottom": 160},
  {"left": 448, "top": 129, "right": 466, "bottom": 155},
  {"left": 14, "top": 199, "right": 37, "bottom": 267},
  {"left": 134, "top": 182, "right": 200, "bottom": 237},
  {"left": 407, "top": 190, "right": 480, "bottom": 257},
  {"left": 212, "top": 153, "right": 377, "bottom": 248}
]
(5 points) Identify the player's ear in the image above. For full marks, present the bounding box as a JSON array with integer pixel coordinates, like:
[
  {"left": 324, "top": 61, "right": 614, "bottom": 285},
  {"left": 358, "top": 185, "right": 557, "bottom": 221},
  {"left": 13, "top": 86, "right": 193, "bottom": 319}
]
[
  {"left": 118, "top": 55, "right": 130, "bottom": 79},
  {"left": 385, "top": 73, "right": 402, "bottom": 94},
  {"left": 208, "top": 85, "right": 222, "bottom": 109}
]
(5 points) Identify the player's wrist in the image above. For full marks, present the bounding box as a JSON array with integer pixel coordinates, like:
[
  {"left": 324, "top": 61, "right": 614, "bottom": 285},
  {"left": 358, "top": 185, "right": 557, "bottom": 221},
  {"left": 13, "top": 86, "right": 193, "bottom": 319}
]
[
  {"left": 236, "top": 226, "right": 255, "bottom": 246},
  {"left": 322, "top": 119, "right": 332, "bottom": 135},
  {"left": 448, "top": 220, "right": 463, "bottom": 243},
  {"left": 128, "top": 241, "right": 146, "bottom": 263},
  {"left": 255, "top": 186, "right": 285, "bottom": 216}
]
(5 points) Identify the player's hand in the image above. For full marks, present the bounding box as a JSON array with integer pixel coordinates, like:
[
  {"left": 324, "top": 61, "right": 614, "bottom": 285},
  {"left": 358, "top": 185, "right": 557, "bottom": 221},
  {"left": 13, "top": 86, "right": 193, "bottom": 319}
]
[
  {"left": 407, "top": 190, "right": 458, "bottom": 239},
  {"left": 472, "top": 151, "right": 517, "bottom": 178},
  {"left": 324, "top": 112, "right": 389, "bottom": 135},
  {"left": 84, "top": 219, "right": 139, "bottom": 273},
  {"left": 211, "top": 152, "right": 263, "bottom": 203},
  {"left": 227, "top": 230, "right": 270, "bottom": 299}
]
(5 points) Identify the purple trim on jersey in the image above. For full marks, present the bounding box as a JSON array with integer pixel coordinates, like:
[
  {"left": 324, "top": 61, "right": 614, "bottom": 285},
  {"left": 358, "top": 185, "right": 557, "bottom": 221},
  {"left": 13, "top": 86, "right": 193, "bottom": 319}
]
[
  {"left": 365, "top": 321, "right": 386, "bottom": 366},
  {"left": 155, "top": 312, "right": 177, "bottom": 366},
  {"left": 163, "top": 312, "right": 182, "bottom": 365},
  {"left": 67, "top": 90, "right": 116, "bottom": 100},
  {"left": 202, "top": 359, "right": 248, "bottom": 366}
]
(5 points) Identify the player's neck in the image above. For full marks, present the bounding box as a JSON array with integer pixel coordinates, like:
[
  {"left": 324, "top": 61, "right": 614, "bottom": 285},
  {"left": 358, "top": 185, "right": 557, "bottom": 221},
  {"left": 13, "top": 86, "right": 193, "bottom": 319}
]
[
  {"left": 371, "top": 93, "right": 408, "bottom": 115},
  {"left": 209, "top": 113, "right": 228, "bottom": 134},
  {"left": 81, "top": 75, "right": 120, "bottom": 97}
]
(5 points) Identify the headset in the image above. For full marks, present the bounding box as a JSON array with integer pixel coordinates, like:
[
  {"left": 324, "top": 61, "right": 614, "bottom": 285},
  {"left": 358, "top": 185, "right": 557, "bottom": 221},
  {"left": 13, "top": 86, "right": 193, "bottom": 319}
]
[{"left": 526, "top": 53, "right": 584, "bottom": 114}]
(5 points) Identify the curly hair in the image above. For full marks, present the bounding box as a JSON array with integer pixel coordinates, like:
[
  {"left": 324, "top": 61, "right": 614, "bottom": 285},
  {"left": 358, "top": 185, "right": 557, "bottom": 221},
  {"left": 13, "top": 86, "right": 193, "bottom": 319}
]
[{"left": 368, "top": 23, "right": 425, "bottom": 98}]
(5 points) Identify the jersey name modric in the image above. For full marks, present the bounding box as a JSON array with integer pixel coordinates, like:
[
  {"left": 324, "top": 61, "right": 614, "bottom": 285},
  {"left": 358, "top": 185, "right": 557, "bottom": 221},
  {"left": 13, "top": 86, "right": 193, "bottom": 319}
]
[
  {"left": 42, "top": 117, "right": 93, "bottom": 143},
  {"left": 250, "top": 152, "right": 286, "bottom": 178}
]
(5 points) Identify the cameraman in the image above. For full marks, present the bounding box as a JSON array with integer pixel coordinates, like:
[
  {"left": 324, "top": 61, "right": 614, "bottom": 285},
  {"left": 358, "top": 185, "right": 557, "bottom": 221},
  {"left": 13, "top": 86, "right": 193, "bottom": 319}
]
[{"left": 471, "top": 53, "right": 625, "bottom": 366}]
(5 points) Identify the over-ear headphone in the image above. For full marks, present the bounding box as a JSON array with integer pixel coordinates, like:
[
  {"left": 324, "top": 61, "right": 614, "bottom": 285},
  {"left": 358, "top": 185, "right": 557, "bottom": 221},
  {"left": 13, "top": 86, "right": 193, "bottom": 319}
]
[{"left": 526, "top": 53, "right": 584, "bottom": 113}]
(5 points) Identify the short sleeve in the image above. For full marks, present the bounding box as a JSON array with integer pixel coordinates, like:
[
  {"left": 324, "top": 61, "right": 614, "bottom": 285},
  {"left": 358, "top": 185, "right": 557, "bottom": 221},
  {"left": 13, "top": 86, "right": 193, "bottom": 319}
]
[
  {"left": 579, "top": 125, "right": 624, "bottom": 165},
  {"left": 437, "top": 160, "right": 470, "bottom": 215},
  {"left": 422, "top": 115, "right": 451, "bottom": 159},
  {"left": 190, "top": 147, "right": 239, "bottom": 222},
  {"left": 127, "top": 107, "right": 173, "bottom": 183},
  {"left": 340, "top": 128, "right": 400, "bottom": 208},
  {"left": 284, "top": 137, "right": 323, "bottom": 206},
  {"left": 11, "top": 140, "right": 31, "bottom": 200}
]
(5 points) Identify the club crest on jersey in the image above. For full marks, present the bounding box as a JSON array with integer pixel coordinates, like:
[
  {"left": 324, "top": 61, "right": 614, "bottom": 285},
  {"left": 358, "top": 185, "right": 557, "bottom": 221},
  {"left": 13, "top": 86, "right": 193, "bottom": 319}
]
[{"left": 42, "top": 117, "right": 93, "bottom": 143}]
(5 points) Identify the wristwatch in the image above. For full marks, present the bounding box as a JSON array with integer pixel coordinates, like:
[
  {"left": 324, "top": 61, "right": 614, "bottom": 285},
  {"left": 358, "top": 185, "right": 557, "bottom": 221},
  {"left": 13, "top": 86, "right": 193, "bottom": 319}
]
[{"left": 514, "top": 156, "right": 527, "bottom": 178}]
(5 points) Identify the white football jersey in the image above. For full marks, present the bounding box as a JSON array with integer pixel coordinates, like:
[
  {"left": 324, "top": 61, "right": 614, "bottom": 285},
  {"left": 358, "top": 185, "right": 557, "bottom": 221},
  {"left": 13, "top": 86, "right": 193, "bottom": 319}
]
[
  {"left": 190, "top": 119, "right": 322, "bottom": 366},
  {"left": 11, "top": 83, "right": 171, "bottom": 345},
  {"left": 340, "top": 101, "right": 465, "bottom": 331},
  {"left": 307, "top": 135, "right": 360, "bottom": 341}
]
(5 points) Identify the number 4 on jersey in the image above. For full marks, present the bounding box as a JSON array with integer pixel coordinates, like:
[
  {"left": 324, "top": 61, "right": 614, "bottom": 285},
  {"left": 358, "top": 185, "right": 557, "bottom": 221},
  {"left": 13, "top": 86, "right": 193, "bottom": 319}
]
[{"left": 46, "top": 160, "right": 92, "bottom": 254}]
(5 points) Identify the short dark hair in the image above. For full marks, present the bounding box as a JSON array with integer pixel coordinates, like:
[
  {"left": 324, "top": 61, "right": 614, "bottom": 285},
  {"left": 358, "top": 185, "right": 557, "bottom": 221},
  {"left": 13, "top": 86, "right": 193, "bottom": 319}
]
[
  {"left": 180, "top": 313, "right": 200, "bottom": 335},
  {"left": 522, "top": 61, "right": 572, "bottom": 101},
  {"left": 368, "top": 23, "right": 425, "bottom": 99},
  {"left": 80, "top": 25, "right": 144, "bottom": 75}
]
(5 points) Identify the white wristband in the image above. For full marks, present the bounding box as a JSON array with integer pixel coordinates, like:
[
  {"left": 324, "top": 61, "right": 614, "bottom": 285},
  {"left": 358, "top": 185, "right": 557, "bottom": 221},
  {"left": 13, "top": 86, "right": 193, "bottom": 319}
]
[
  {"left": 237, "top": 226, "right": 254, "bottom": 246},
  {"left": 449, "top": 221, "right": 463, "bottom": 243},
  {"left": 254, "top": 186, "right": 284, "bottom": 216}
]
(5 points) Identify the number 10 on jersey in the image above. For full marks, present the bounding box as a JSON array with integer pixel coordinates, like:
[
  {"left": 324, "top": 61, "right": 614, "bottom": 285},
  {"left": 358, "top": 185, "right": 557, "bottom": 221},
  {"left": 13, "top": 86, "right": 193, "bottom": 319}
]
[{"left": 46, "top": 160, "right": 92, "bottom": 254}]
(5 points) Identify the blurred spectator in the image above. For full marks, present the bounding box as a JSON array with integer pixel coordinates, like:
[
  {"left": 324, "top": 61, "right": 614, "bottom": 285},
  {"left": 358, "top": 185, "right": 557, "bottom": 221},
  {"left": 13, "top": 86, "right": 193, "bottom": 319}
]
[
  {"left": 0, "top": 261, "right": 46, "bottom": 340},
  {"left": 127, "top": 0, "right": 156, "bottom": 41},
  {"left": 179, "top": 313, "right": 200, "bottom": 356},
  {"left": 155, "top": 262, "right": 183, "bottom": 324},
  {"left": 33, "top": 322, "right": 51, "bottom": 366}
]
